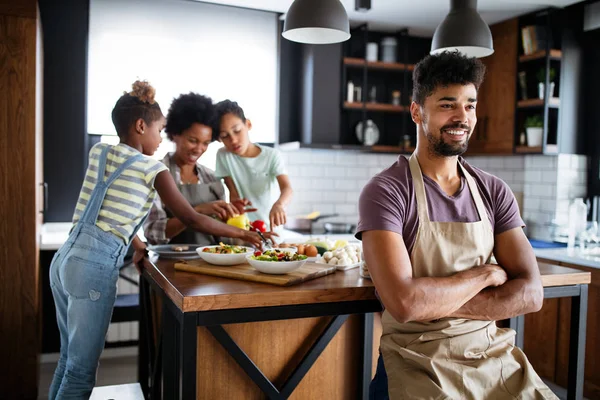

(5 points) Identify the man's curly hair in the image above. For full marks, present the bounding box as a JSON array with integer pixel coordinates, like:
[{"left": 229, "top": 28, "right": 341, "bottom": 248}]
[
  {"left": 412, "top": 51, "right": 486, "bottom": 105},
  {"left": 165, "top": 93, "right": 216, "bottom": 141}
]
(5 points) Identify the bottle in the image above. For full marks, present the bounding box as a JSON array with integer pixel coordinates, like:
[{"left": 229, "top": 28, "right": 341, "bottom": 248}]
[
  {"left": 568, "top": 198, "right": 588, "bottom": 251},
  {"left": 347, "top": 81, "right": 354, "bottom": 103}
]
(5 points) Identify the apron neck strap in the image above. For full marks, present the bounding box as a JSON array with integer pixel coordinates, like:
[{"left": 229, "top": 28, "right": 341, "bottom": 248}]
[
  {"left": 408, "top": 153, "right": 488, "bottom": 225},
  {"left": 79, "top": 146, "right": 144, "bottom": 225},
  {"left": 408, "top": 153, "right": 431, "bottom": 223}
]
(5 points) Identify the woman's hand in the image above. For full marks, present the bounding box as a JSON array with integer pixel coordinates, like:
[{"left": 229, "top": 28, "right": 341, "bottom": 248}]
[
  {"left": 269, "top": 203, "right": 287, "bottom": 231},
  {"left": 195, "top": 200, "right": 238, "bottom": 221},
  {"left": 240, "top": 230, "right": 279, "bottom": 249}
]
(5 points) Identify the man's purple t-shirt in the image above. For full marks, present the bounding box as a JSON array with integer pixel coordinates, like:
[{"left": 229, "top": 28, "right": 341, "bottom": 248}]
[{"left": 356, "top": 156, "right": 524, "bottom": 252}]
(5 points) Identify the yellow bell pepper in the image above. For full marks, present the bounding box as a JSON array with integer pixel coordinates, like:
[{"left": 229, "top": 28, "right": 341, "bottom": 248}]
[{"left": 226, "top": 214, "right": 250, "bottom": 230}]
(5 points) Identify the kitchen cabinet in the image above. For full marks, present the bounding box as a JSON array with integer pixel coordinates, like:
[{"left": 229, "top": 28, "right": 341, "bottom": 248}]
[
  {"left": 527, "top": 257, "right": 600, "bottom": 399},
  {"left": 466, "top": 19, "right": 518, "bottom": 156},
  {"left": 0, "top": 1, "right": 44, "bottom": 398}
]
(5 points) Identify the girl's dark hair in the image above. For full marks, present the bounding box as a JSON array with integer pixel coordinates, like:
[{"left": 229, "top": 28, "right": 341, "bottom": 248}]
[
  {"left": 214, "top": 100, "right": 246, "bottom": 140},
  {"left": 165, "top": 93, "right": 216, "bottom": 141},
  {"left": 412, "top": 51, "right": 486, "bottom": 105},
  {"left": 111, "top": 80, "right": 163, "bottom": 137}
]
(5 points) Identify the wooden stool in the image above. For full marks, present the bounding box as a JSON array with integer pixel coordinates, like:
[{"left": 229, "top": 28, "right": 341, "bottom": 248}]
[{"left": 90, "top": 383, "right": 144, "bottom": 400}]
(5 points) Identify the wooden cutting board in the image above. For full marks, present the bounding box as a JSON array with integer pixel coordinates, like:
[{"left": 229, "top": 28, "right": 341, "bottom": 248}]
[{"left": 174, "top": 259, "right": 337, "bottom": 286}]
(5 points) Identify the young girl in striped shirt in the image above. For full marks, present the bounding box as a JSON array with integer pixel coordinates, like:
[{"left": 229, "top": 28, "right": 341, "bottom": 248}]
[{"left": 48, "top": 80, "right": 272, "bottom": 399}]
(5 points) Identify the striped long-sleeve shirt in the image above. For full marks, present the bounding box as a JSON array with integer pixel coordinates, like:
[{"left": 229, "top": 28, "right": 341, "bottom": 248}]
[{"left": 72, "top": 143, "right": 168, "bottom": 244}]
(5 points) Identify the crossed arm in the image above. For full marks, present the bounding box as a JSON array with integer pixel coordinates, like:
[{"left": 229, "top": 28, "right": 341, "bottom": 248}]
[{"left": 362, "top": 227, "right": 543, "bottom": 323}]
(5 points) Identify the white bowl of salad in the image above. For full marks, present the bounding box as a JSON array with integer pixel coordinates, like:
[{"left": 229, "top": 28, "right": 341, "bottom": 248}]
[
  {"left": 197, "top": 243, "right": 255, "bottom": 266},
  {"left": 246, "top": 249, "right": 308, "bottom": 274}
]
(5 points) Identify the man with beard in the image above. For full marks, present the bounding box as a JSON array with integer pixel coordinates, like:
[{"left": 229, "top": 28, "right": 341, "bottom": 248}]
[{"left": 357, "top": 51, "right": 557, "bottom": 399}]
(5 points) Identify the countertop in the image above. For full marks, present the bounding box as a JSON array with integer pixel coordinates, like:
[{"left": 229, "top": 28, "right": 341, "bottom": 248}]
[
  {"left": 40, "top": 222, "right": 359, "bottom": 251},
  {"left": 42, "top": 222, "right": 599, "bottom": 270}
]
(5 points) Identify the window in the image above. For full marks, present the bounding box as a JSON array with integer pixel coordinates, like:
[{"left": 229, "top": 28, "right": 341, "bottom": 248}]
[{"left": 88, "top": 0, "right": 279, "bottom": 169}]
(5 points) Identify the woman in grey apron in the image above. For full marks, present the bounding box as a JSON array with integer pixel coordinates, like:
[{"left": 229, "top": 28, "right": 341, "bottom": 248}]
[{"left": 144, "top": 92, "right": 248, "bottom": 246}]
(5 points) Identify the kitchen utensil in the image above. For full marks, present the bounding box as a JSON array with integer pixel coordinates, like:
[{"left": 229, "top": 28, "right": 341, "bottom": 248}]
[
  {"left": 356, "top": 120, "right": 380, "bottom": 146},
  {"left": 324, "top": 222, "right": 356, "bottom": 234},
  {"left": 254, "top": 228, "right": 273, "bottom": 250},
  {"left": 285, "top": 212, "right": 339, "bottom": 233},
  {"left": 196, "top": 245, "right": 254, "bottom": 266},
  {"left": 147, "top": 244, "right": 202, "bottom": 259},
  {"left": 174, "top": 259, "right": 337, "bottom": 286}
]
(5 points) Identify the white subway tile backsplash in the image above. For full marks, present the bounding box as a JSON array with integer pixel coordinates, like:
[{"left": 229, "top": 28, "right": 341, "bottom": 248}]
[
  {"left": 524, "top": 170, "right": 542, "bottom": 183},
  {"left": 311, "top": 179, "right": 335, "bottom": 190},
  {"left": 321, "top": 191, "right": 347, "bottom": 203},
  {"left": 300, "top": 166, "right": 326, "bottom": 178},
  {"left": 282, "top": 148, "right": 587, "bottom": 239},
  {"left": 357, "top": 154, "right": 380, "bottom": 166},
  {"left": 379, "top": 154, "right": 399, "bottom": 166},
  {"left": 488, "top": 158, "right": 505, "bottom": 168},
  {"left": 311, "top": 151, "right": 336, "bottom": 165},
  {"left": 291, "top": 178, "right": 312, "bottom": 190},
  {"left": 571, "top": 155, "right": 588, "bottom": 170},
  {"left": 325, "top": 166, "right": 347, "bottom": 178},
  {"left": 346, "top": 192, "right": 361, "bottom": 203},
  {"left": 496, "top": 171, "right": 514, "bottom": 183},
  {"left": 369, "top": 167, "right": 384, "bottom": 176},
  {"left": 312, "top": 204, "right": 335, "bottom": 214},
  {"left": 509, "top": 182, "right": 524, "bottom": 193},
  {"left": 542, "top": 170, "right": 557, "bottom": 183},
  {"left": 524, "top": 197, "right": 541, "bottom": 212},
  {"left": 513, "top": 171, "right": 525, "bottom": 183},
  {"left": 335, "top": 152, "right": 359, "bottom": 166},
  {"left": 345, "top": 167, "right": 371, "bottom": 179},
  {"left": 557, "top": 154, "right": 571, "bottom": 171},
  {"left": 540, "top": 199, "right": 557, "bottom": 213},
  {"left": 334, "top": 180, "right": 357, "bottom": 190},
  {"left": 335, "top": 204, "right": 358, "bottom": 215},
  {"left": 503, "top": 156, "right": 525, "bottom": 170}
]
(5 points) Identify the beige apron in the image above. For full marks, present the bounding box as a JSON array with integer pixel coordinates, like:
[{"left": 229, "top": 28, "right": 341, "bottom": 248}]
[{"left": 379, "top": 153, "right": 557, "bottom": 400}]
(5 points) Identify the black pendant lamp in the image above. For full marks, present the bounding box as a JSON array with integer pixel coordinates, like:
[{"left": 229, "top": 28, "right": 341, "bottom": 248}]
[
  {"left": 282, "top": 0, "right": 351, "bottom": 44},
  {"left": 431, "top": 0, "right": 494, "bottom": 58}
]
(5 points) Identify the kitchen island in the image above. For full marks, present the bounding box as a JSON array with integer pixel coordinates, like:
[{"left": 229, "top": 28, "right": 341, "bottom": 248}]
[{"left": 140, "top": 256, "right": 590, "bottom": 400}]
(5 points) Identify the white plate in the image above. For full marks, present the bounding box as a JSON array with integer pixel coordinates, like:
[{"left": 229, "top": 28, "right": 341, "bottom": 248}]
[
  {"left": 196, "top": 245, "right": 255, "bottom": 266},
  {"left": 246, "top": 254, "right": 307, "bottom": 275},
  {"left": 336, "top": 261, "right": 363, "bottom": 271},
  {"left": 147, "top": 244, "right": 202, "bottom": 259}
]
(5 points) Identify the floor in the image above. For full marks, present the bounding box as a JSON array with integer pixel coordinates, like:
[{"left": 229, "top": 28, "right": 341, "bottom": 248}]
[
  {"left": 38, "top": 347, "right": 138, "bottom": 400},
  {"left": 37, "top": 348, "right": 582, "bottom": 400}
]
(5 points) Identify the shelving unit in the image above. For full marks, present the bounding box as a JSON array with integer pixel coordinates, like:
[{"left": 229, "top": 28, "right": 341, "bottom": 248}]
[
  {"left": 514, "top": 9, "right": 564, "bottom": 154},
  {"left": 343, "top": 102, "right": 407, "bottom": 112},
  {"left": 340, "top": 25, "right": 430, "bottom": 150}
]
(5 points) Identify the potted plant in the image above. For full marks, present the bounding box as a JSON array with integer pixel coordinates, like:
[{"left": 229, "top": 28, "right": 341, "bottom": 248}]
[
  {"left": 537, "top": 68, "right": 556, "bottom": 99},
  {"left": 524, "top": 114, "right": 544, "bottom": 147}
]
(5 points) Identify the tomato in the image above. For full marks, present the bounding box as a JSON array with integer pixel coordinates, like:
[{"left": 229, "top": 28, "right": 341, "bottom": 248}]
[
  {"left": 250, "top": 220, "right": 267, "bottom": 232},
  {"left": 254, "top": 251, "right": 262, "bottom": 257}
]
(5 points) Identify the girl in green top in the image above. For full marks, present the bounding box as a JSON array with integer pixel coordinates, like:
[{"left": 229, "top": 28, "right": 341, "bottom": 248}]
[{"left": 214, "top": 100, "right": 293, "bottom": 232}]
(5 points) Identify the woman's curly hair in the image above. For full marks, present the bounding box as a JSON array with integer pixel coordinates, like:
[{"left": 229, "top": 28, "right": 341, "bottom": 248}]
[
  {"left": 412, "top": 51, "right": 486, "bottom": 105},
  {"left": 165, "top": 93, "right": 216, "bottom": 141},
  {"left": 111, "top": 80, "right": 163, "bottom": 137}
]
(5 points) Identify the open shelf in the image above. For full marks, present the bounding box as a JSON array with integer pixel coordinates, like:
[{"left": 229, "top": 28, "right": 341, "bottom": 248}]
[
  {"left": 517, "top": 98, "right": 560, "bottom": 108},
  {"left": 343, "top": 57, "right": 414, "bottom": 72},
  {"left": 515, "top": 144, "right": 558, "bottom": 154},
  {"left": 518, "top": 49, "right": 562, "bottom": 63},
  {"left": 370, "top": 145, "right": 415, "bottom": 154},
  {"left": 344, "top": 102, "right": 407, "bottom": 113}
]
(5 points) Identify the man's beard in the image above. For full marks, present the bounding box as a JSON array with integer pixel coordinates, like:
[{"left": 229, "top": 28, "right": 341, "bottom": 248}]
[{"left": 426, "top": 123, "right": 471, "bottom": 157}]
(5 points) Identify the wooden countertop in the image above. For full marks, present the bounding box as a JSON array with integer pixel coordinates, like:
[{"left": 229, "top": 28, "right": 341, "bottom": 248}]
[{"left": 143, "top": 258, "right": 591, "bottom": 313}]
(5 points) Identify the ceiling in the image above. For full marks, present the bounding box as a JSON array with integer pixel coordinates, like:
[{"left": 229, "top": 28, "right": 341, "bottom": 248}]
[{"left": 197, "top": 0, "right": 584, "bottom": 36}]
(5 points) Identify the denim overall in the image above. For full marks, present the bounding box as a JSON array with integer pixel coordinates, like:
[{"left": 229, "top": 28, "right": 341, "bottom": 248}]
[{"left": 49, "top": 145, "right": 145, "bottom": 399}]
